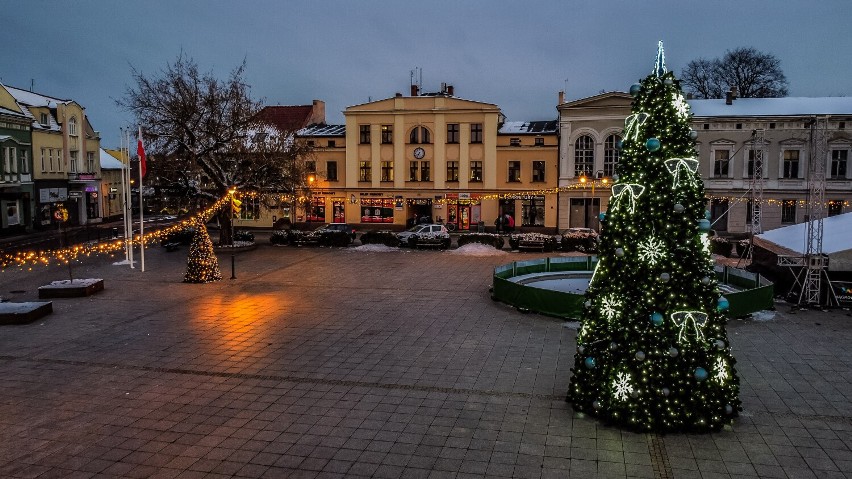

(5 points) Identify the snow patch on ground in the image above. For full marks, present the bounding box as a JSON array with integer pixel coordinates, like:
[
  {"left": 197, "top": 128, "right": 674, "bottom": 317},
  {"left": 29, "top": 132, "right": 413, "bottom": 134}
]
[
  {"left": 349, "top": 244, "right": 401, "bottom": 253},
  {"left": 750, "top": 310, "right": 776, "bottom": 322},
  {"left": 448, "top": 243, "right": 507, "bottom": 256},
  {"left": 563, "top": 321, "right": 581, "bottom": 330}
]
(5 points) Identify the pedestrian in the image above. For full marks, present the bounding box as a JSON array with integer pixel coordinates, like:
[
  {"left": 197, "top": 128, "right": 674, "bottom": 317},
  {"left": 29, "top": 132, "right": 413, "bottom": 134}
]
[
  {"left": 505, "top": 214, "right": 515, "bottom": 232},
  {"left": 494, "top": 215, "right": 503, "bottom": 233}
]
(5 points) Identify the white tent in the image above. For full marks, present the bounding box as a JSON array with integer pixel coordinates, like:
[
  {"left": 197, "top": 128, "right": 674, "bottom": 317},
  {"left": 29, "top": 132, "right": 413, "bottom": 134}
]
[{"left": 756, "top": 212, "right": 852, "bottom": 271}]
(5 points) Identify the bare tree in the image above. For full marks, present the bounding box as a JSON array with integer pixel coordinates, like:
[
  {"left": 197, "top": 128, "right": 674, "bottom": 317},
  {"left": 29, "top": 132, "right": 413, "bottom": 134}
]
[
  {"left": 681, "top": 47, "right": 788, "bottom": 99},
  {"left": 119, "top": 54, "right": 314, "bottom": 244}
]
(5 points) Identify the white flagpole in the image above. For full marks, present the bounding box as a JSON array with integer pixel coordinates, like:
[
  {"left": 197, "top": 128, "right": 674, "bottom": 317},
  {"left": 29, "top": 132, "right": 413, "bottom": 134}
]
[
  {"left": 138, "top": 126, "right": 145, "bottom": 272},
  {"left": 121, "top": 129, "right": 133, "bottom": 268}
]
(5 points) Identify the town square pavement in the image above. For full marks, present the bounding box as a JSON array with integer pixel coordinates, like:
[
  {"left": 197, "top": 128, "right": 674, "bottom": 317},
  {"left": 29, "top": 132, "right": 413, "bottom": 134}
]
[{"left": 0, "top": 240, "right": 850, "bottom": 478}]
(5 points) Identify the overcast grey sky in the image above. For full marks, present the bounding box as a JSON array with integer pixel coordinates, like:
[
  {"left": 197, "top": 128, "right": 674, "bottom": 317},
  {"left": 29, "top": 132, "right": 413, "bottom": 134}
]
[{"left": 2, "top": 1, "right": 849, "bottom": 147}]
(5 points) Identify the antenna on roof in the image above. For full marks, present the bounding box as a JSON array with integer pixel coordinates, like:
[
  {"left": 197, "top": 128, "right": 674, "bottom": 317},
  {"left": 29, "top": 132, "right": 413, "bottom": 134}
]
[{"left": 31, "top": 79, "right": 34, "bottom": 92}]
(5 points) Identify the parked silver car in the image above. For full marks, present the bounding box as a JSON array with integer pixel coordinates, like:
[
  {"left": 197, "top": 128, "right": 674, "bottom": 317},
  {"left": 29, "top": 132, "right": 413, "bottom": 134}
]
[{"left": 396, "top": 224, "right": 451, "bottom": 249}]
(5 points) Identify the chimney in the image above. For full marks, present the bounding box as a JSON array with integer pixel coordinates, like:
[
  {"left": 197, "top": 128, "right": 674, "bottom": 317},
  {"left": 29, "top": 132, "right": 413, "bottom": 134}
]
[
  {"left": 730, "top": 86, "right": 738, "bottom": 99},
  {"left": 310, "top": 100, "right": 326, "bottom": 125},
  {"left": 447, "top": 85, "right": 454, "bottom": 96},
  {"left": 410, "top": 84, "right": 419, "bottom": 96},
  {"left": 441, "top": 82, "right": 447, "bottom": 94},
  {"left": 725, "top": 90, "right": 733, "bottom": 105},
  {"left": 558, "top": 91, "right": 565, "bottom": 104}
]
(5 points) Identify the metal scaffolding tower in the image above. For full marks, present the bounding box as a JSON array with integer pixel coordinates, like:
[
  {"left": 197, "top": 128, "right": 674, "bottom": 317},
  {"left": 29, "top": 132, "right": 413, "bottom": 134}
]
[
  {"left": 746, "top": 128, "right": 766, "bottom": 261},
  {"left": 801, "top": 116, "right": 829, "bottom": 305}
]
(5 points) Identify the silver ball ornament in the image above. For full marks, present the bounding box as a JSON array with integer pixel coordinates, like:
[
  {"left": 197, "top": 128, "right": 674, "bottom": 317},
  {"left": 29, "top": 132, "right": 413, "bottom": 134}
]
[
  {"left": 715, "top": 339, "right": 726, "bottom": 349},
  {"left": 609, "top": 342, "right": 618, "bottom": 351},
  {"left": 725, "top": 404, "right": 733, "bottom": 415},
  {"left": 659, "top": 273, "right": 671, "bottom": 282},
  {"left": 592, "top": 400, "right": 602, "bottom": 410},
  {"left": 635, "top": 351, "right": 646, "bottom": 361},
  {"left": 662, "top": 388, "right": 670, "bottom": 397},
  {"left": 668, "top": 347, "right": 679, "bottom": 358},
  {"left": 630, "top": 390, "right": 639, "bottom": 398},
  {"left": 615, "top": 247, "right": 625, "bottom": 257},
  {"left": 584, "top": 300, "right": 592, "bottom": 308},
  {"left": 689, "top": 130, "right": 698, "bottom": 140},
  {"left": 701, "top": 276, "right": 711, "bottom": 286},
  {"left": 673, "top": 203, "right": 685, "bottom": 213},
  {"left": 578, "top": 345, "right": 585, "bottom": 354},
  {"left": 664, "top": 78, "right": 673, "bottom": 85}
]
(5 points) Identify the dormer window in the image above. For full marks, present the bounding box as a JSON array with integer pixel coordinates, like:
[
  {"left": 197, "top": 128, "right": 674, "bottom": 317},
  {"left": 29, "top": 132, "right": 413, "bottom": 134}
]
[{"left": 40, "top": 113, "right": 48, "bottom": 125}]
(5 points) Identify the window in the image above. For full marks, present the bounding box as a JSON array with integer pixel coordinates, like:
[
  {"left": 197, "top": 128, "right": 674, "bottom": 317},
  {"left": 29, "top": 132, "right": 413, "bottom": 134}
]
[
  {"left": 746, "top": 149, "right": 763, "bottom": 178},
  {"left": 57, "top": 149, "right": 63, "bottom": 171},
  {"left": 70, "top": 151, "right": 79, "bottom": 173},
  {"left": 469, "top": 161, "right": 482, "bottom": 182},
  {"left": 2, "top": 147, "right": 12, "bottom": 177},
  {"left": 470, "top": 123, "right": 483, "bottom": 143},
  {"left": 534, "top": 137, "right": 544, "bottom": 147},
  {"left": 48, "top": 149, "right": 54, "bottom": 172},
  {"left": 307, "top": 197, "right": 325, "bottom": 222},
  {"left": 20, "top": 150, "right": 28, "bottom": 174},
  {"left": 409, "top": 161, "right": 419, "bottom": 181},
  {"left": 409, "top": 126, "right": 430, "bottom": 144},
  {"left": 307, "top": 140, "right": 315, "bottom": 147},
  {"left": 40, "top": 113, "right": 48, "bottom": 125},
  {"left": 68, "top": 117, "right": 77, "bottom": 136},
  {"left": 306, "top": 161, "right": 316, "bottom": 173},
  {"left": 41, "top": 148, "right": 46, "bottom": 172},
  {"left": 783, "top": 150, "right": 800, "bottom": 179},
  {"left": 381, "top": 125, "right": 393, "bottom": 144},
  {"left": 87, "top": 152, "right": 95, "bottom": 172},
  {"left": 521, "top": 196, "right": 545, "bottom": 226},
  {"left": 781, "top": 200, "right": 796, "bottom": 223},
  {"left": 508, "top": 161, "right": 521, "bottom": 182},
  {"left": 604, "top": 135, "right": 620, "bottom": 177},
  {"left": 359, "top": 161, "right": 371, "bottom": 182},
  {"left": 332, "top": 200, "right": 345, "bottom": 222},
  {"left": 532, "top": 160, "right": 545, "bottom": 182},
  {"left": 446, "top": 161, "right": 459, "bottom": 182},
  {"left": 831, "top": 150, "right": 848, "bottom": 179},
  {"left": 381, "top": 161, "right": 393, "bottom": 182},
  {"left": 359, "top": 125, "right": 370, "bottom": 144},
  {"left": 361, "top": 198, "right": 394, "bottom": 223},
  {"left": 713, "top": 149, "right": 730, "bottom": 177},
  {"left": 828, "top": 200, "right": 843, "bottom": 217},
  {"left": 421, "top": 161, "right": 430, "bottom": 181},
  {"left": 328, "top": 140, "right": 336, "bottom": 148},
  {"left": 447, "top": 124, "right": 459, "bottom": 144},
  {"left": 574, "top": 135, "right": 594, "bottom": 177},
  {"left": 510, "top": 138, "right": 521, "bottom": 146},
  {"left": 326, "top": 161, "right": 338, "bottom": 181},
  {"left": 239, "top": 196, "right": 260, "bottom": 220}
]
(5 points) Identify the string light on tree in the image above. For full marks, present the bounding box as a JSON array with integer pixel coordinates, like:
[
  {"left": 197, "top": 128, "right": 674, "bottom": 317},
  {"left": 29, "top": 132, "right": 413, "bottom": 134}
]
[{"left": 567, "top": 41, "right": 740, "bottom": 433}]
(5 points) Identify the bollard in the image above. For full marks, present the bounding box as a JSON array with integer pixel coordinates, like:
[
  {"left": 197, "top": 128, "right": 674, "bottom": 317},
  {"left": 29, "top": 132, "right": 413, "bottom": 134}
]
[{"left": 230, "top": 254, "right": 236, "bottom": 280}]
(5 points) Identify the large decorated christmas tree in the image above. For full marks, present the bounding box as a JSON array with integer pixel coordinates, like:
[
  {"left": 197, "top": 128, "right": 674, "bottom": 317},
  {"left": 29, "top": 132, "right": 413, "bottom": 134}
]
[
  {"left": 184, "top": 220, "right": 222, "bottom": 283},
  {"left": 568, "top": 42, "right": 740, "bottom": 433}
]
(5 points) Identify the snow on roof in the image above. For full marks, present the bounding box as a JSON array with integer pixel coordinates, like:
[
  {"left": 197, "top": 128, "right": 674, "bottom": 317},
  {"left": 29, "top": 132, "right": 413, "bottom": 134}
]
[
  {"left": 99, "top": 149, "right": 126, "bottom": 170},
  {"left": 499, "top": 120, "right": 557, "bottom": 134},
  {"left": 756, "top": 211, "right": 852, "bottom": 255},
  {"left": 0, "top": 106, "right": 27, "bottom": 119},
  {"left": 688, "top": 97, "right": 852, "bottom": 118},
  {"left": 4, "top": 85, "right": 71, "bottom": 107},
  {"left": 298, "top": 124, "right": 345, "bottom": 136}
]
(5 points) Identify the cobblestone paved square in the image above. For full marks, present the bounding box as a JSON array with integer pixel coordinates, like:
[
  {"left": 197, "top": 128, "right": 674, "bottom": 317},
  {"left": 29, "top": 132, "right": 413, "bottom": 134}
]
[{"left": 0, "top": 242, "right": 850, "bottom": 478}]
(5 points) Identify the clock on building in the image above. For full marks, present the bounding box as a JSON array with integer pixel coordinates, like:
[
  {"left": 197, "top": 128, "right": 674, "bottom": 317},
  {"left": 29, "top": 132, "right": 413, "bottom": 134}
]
[{"left": 413, "top": 147, "right": 425, "bottom": 159}]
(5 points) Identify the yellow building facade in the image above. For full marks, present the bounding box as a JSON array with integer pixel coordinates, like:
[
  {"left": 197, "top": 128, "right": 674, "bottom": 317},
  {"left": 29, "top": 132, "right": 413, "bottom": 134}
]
[{"left": 281, "top": 87, "right": 559, "bottom": 232}]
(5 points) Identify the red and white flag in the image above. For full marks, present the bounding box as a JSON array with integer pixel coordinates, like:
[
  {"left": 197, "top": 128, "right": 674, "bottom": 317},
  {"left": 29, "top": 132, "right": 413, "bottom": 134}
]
[{"left": 137, "top": 126, "right": 147, "bottom": 178}]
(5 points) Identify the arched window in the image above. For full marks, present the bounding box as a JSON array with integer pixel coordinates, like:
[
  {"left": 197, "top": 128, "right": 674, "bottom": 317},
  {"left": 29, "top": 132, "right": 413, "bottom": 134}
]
[
  {"left": 574, "top": 135, "right": 594, "bottom": 177},
  {"left": 409, "top": 126, "right": 431, "bottom": 144},
  {"left": 68, "top": 116, "right": 78, "bottom": 136},
  {"left": 604, "top": 134, "right": 621, "bottom": 177}
]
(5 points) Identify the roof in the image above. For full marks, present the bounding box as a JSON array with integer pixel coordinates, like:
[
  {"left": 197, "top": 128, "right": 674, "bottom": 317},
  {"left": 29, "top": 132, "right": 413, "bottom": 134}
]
[
  {"left": 256, "top": 105, "right": 316, "bottom": 132},
  {"left": 757, "top": 211, "right": 852, "bottom": 255},
  {"left": 298, "top": 124, "right": 345, "bottom": 136},
  {"left": 499, "top": 120, "right": 558, "bottom": 134},
  {"left": 0, "top": 106, "right": 28, "bottom": 120},
  {"left": 3, "top": 85, "right": 71, "bottom": 108},
  {"left": 688, "top": 97, "right": 852, "bottom": 118},
  {"left": 100, "top": 148, "right": 127, "bottom": 170}
]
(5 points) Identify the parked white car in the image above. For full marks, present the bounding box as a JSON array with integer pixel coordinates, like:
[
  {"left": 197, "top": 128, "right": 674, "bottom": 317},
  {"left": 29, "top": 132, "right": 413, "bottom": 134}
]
[{"left": 396, "top": 224, "right": 451, "bottom": 249}]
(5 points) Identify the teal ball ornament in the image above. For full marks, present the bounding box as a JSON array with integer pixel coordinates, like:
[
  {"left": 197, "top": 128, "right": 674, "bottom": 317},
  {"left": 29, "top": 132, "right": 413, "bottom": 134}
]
[
  {"left": 717, "top": 296, "right": 730, "bottom": 311},
  {"left": 705, "top": 210, "right": 712, "bottom": 220},
  {"left": 599, "top": 212, "right": 606, "bottom": 221},
  {"left": 584, "top": 357, "right": 596, "bottom": 369},
  {"left": 646, "top": 138, "right": 661, "bottom": 152},
  {"left": 694, "top": 367, "right": 708, "bottom": 381},
  {"left": 629, "top": 83, "right": 641, "bottom": 96},
  {"left": 650, "top": 312, "right": 664, "bottom": 326},
  {"left": 698, "top": 219, "right": 711, "bottom": 232}
]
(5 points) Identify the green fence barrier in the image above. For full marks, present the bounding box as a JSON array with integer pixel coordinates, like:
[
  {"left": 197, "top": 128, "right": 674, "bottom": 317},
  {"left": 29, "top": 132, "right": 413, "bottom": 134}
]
[{"left": 492, "top": 259, "right": 773, "bottom": 320}]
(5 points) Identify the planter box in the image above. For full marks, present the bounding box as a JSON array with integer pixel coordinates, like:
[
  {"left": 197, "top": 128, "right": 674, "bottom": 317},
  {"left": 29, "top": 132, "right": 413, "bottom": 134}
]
[
  {"left": 38, "top": 279, "right": 104, "bottom": 299},
  {"left": 0, "top": 302, "right": 53, "bottom": 325}
]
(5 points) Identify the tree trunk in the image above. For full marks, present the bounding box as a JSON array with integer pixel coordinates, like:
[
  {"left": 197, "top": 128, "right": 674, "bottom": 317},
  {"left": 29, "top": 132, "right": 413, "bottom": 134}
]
[{"left": 217, "top": 210, "right": 233, "bottom": 246}]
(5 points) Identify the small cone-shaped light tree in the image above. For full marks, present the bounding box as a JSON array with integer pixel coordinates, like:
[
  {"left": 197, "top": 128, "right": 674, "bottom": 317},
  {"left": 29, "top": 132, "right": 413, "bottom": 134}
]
[
  {"left": 184, "top": 220, "right": 222, "bottom": 283},
  {"left": 568, "top": 42, "right": 740, "bottom": 433}
]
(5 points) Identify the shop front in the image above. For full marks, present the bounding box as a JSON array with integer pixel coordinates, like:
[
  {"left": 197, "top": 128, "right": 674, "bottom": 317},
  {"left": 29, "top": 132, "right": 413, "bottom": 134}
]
[
  {"left": 445, "top": 193, "right": 482, "bottom": 231},
  {"left": 360, "top": 197, "right": 394, "bottom": 224}
]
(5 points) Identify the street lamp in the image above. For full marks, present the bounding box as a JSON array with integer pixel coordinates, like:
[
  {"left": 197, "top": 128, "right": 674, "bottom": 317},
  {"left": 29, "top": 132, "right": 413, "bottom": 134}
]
[{"left": 228, "top": 186, "right": 237, "bottom": 241}]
